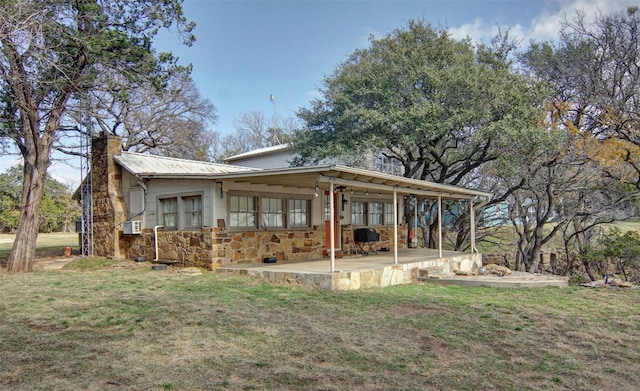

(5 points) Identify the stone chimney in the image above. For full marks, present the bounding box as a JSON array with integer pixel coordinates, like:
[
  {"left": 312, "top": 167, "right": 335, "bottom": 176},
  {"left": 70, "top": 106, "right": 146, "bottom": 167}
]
[{"left": 91, "top": 134, "right": 126, "bottom": 258}]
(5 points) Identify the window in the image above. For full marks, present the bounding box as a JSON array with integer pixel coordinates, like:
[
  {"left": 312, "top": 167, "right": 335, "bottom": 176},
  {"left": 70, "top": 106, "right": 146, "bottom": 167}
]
[
  {"left": 384, "top": 202, "right": 394, "bottom": 224},
  {"left": 230, "top": 194, "right": 310, "bottom": 230},
  {"left": 230, "top": 195, "right": 257, "bottom": 228},
  {"left": 160, "top": 198, "right": 177, "bottom": 229},
  {"left": 288, "top": 199, "right": 309, "bottom": 227},
  {"left": 261, "top": 197, "right": 285, "bottom": 228},
  {"left": 184, "top": 196, "right": 202, "bottom": 228},
  {"left": 368, "top": 202, "right": 383, "bottom": 225},
  {"left": 352, "top": 200, "right": 395, "bottom": 226},
  {"left": 351, "top": 201, "right": 366, "bottom": 225}
]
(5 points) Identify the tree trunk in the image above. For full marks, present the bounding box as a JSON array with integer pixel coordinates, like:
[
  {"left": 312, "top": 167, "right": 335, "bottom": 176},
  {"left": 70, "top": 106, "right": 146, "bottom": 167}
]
[{"left": 7, "top": 156, "right": 49, "bottom": 273}]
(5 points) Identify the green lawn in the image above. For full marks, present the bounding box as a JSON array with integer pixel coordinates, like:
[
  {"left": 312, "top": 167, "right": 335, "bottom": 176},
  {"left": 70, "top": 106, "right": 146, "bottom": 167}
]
[
  {"left": 0, "top": 260, "right": 638, "bottom": 390},
  {"left": 0, "top": 232, "right": 78, "bottom": 260}
]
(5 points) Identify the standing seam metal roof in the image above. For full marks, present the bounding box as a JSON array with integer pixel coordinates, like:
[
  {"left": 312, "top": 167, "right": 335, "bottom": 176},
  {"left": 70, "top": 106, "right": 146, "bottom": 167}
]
[{"left": 114, "top": 152, "right": 259, "bottom": 176}]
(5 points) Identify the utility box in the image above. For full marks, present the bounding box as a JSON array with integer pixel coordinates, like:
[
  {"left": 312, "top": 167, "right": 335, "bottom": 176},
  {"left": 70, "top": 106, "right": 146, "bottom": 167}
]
[{"left": 123, "top": 221, "right": 142, "bottom": 235}]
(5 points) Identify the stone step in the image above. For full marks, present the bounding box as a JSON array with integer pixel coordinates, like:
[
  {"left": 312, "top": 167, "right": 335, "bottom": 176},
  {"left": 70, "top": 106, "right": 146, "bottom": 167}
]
[{"left": 418, "top": 266, "right": 446, "bottom": 281}]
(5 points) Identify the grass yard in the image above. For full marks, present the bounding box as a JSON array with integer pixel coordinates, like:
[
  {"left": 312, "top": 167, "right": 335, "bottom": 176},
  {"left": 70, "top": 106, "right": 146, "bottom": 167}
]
[
  {"left": 1, "top": 259, "right": 639, "bottom": 390},
  {"left": 0, "top": 232, "right": 78, "bottom": 261}
]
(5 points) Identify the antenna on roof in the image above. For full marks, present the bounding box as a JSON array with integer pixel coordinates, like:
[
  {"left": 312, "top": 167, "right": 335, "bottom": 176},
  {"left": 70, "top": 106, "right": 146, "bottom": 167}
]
[{"left": 269, "top": 94, "right": 276, "bottom": 117}]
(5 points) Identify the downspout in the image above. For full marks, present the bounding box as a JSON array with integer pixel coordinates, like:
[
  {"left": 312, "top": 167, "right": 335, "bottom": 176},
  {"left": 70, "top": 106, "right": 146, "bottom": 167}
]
[{"left": 154, "top": 225, "right": 164, "bottom": 262}]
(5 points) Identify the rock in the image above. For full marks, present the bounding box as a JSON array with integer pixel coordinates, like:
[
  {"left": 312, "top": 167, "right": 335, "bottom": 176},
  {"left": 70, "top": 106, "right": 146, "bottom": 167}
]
[
  {"left": 483, "top": 263, "right": 512, "bottom": 276},
  {"left": 178, "top": 267, "right": 202, "bottom": 275},
  {"left": 454, "top": 270, "right": 476, "bottom": 276}
]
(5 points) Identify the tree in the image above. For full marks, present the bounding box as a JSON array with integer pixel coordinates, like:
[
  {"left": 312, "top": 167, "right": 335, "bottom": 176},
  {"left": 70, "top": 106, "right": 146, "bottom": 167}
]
[
  {"left": 71, "top": 73, "right": 218, "bottom": 161},
  {"left": 515, "top": 7, "right": 640, "bottom": 272},
  {"left": 0, "top": 166, "right": 21, "bottom": 233},
  {"left": 215, "top": 111, "right": 297, "bottom": 161},
  {"left": 0, "top": 165, "right": 79, "bottom": 233},
  {"left": 520, "top": 7, "right": 640, "bottom": 190},
  {"left": 291, "top": 20, "right": 545, "bottom": 249},
  {"left": 0, "top": 0, "right": 194, "bottom": 272}
]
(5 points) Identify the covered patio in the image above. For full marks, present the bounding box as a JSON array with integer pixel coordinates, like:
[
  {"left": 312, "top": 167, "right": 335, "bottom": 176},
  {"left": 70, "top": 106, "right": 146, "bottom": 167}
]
[{"left": 217, "top": 247, "right": 481, "bottom": 290}]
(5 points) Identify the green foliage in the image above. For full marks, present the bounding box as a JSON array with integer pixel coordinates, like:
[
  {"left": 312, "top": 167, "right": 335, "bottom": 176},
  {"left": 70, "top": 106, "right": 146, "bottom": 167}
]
[
  {"left": 577, "top": 228, "right": 640, "bottom": 282},
  {"left": 293, "top": 20, "right": 545, "bottom": 185},
  {"left": 0, "top": 165, "right": 79, "bottom": 233}
]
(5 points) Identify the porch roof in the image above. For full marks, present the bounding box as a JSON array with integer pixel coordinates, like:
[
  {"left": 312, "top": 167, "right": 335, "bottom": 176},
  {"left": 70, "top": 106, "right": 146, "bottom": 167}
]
[
  {"left": 213, "top": 164, "right": 491, "bottom": 200},
  {"left": 114, "top": 152, "right": 491, "bottom": 200}
]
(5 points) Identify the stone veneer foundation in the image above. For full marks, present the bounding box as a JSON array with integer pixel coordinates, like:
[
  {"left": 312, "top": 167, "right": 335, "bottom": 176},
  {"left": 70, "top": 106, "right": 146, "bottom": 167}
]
[{"left": 122, "top": 225, "right": 408, "bottom": 270}]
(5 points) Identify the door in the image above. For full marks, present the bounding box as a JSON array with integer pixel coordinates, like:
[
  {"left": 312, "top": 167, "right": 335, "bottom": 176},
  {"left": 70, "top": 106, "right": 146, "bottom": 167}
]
[{"left": 324, "top": 191, "right": 340, "bottom": 249}]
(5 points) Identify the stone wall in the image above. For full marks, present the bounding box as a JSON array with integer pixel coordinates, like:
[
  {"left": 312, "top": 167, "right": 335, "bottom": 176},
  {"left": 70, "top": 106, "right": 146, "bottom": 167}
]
[
  {"left": 123, "top": 226, "right": 326, "bottom": 269},
  {"left": 122, "top": 224, "right": 411, "bottom": 270},
  {"left": 92, "top": 134, "right": 126, "bottom": 258},
  {"left": 341, "top": 224, "right": 409, "bottom": 254}
]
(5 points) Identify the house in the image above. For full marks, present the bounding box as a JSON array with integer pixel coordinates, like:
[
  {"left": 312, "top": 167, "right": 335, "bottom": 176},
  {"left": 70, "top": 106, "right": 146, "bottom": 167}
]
[{"left": 88, "top": 134, "right": 491, "bottom": 289}]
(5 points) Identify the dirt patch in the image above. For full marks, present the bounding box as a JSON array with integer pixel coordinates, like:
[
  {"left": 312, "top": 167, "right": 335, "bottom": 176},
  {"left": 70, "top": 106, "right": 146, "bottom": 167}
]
[{"left": 34, "top": 256, "right": 76, "bottom": 271}]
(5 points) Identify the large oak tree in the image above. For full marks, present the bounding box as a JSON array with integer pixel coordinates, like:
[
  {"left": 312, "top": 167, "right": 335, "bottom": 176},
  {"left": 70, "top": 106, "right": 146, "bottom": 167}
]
[{"left": 291, "top": 20, "right": 545, "bottom": 250}]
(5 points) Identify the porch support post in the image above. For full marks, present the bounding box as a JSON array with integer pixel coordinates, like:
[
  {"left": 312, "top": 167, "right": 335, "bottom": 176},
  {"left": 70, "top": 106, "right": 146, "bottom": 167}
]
[
  {"left": 393, "top": 188, "right": 398, "bottom": 265},
  {"left": 438, "top": 195, "right": 443, "bottom": 258},
  {"left": 470, "top": 199, "right": 476, "bottom": 253},
  {"left": 329, "top": 181, "right": 336, "bottom": 273},
  {"left": 413, "top": 195, "right": 417, "bottom": 248}
]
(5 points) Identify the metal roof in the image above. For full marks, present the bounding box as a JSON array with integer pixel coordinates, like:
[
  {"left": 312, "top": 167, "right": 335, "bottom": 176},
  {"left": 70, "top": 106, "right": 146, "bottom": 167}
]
[
  {"left": 113, "top": 151, "right": 491, "bottom": 200},
  {"left": 114, "top": 152, "right": 258, "bottom": 176},
  {"left": 223, "top": 143, "right": 290, "bottom": 162},
  {"left": 212, "top": 164, "right": 492, "bottom": 199}
]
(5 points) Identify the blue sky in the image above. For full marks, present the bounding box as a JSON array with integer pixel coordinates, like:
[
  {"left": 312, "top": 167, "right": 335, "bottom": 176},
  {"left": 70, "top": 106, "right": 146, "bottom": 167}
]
[
  {"left": 161, "top": 0, "right": 633, "bottom": 136},
  {"left": 0, "top": 0, "right": 635, "bottom": 186}
]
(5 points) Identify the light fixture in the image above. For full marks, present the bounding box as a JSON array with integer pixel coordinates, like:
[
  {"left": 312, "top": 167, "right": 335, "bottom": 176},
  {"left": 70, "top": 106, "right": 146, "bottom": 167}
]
[{"left": 313, "top": 181, "right": 319, "bottom": 199}]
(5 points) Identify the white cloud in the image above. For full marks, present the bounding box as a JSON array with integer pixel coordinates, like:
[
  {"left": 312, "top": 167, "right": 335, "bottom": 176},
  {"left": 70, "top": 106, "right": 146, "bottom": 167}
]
[{"left": 450, "top": 0, "right": 636, "bottom": 48}]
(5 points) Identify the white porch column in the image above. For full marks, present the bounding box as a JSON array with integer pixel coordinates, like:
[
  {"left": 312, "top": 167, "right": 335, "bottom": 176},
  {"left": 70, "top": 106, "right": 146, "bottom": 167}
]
[
  {"left": 329, "top": 181, "right": 335, "bottom": 273},
  {"left": 413, "top": 196, "right": 418, "bottom": 248},
  {"left": 393, "top": 188, "right": 398, "bottom": 264},
  {"left": 438, "top": 195, "right": 443, "bottom": 258},
  {"left": 470, "top": 199, "right": 476, "bottom": 253}
]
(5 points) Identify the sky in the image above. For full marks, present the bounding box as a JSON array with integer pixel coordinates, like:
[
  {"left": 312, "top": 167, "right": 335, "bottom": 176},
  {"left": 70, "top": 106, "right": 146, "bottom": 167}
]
[{"left": 0, "top": 0, "right": 636, "bottom": 187}]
